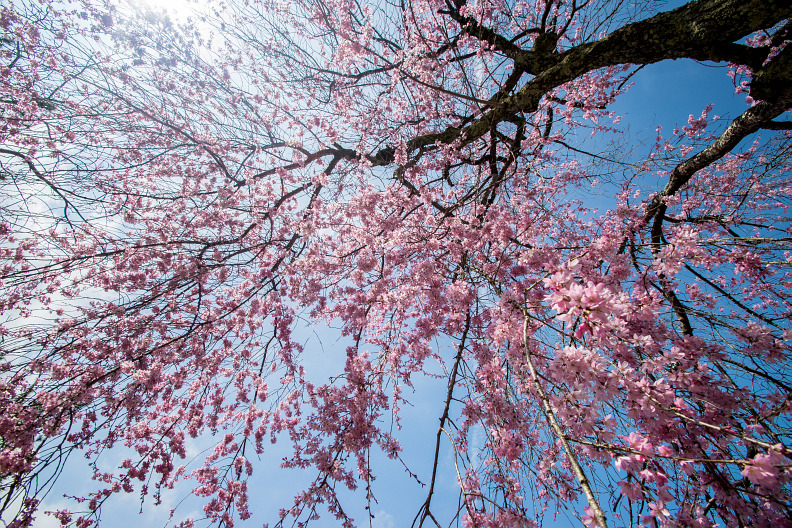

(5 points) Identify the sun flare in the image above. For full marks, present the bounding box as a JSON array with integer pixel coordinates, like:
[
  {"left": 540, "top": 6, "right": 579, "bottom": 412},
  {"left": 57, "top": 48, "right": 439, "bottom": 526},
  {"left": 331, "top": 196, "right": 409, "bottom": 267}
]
[{"left": 128, "top": 0, "right": 204, "bottom": 20}]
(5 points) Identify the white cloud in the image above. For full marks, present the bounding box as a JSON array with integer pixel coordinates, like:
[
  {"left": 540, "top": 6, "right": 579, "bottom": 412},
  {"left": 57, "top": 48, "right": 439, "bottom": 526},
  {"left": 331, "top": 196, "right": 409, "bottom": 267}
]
[{"left": 371, "top": 509, "right": 395, "bottom": 528}]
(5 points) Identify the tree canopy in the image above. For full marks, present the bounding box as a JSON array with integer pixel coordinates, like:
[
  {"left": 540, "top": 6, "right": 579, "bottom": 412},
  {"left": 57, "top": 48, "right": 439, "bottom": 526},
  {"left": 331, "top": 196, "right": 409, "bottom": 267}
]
[{"left": 1, "top": 0, "right": 791, "bottom": 527}]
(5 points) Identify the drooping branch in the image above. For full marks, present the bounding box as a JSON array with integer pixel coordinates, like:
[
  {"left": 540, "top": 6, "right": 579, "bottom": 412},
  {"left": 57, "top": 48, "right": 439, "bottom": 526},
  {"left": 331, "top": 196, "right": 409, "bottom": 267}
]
[
  {"left": 416, "top": 309, "right": 471, "bottom": 528},
  {"left": 0, "top": 148, "right": 90, "bottom": 224},
  {"left": 520, "top": 314, "right": 608, "bottom": 528}
]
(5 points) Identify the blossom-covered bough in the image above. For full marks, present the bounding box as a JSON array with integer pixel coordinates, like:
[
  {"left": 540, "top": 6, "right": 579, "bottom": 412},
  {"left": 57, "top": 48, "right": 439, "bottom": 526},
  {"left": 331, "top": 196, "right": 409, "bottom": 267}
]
[{"left": 1, "top": 0, "right": 791, "bottom": 526}]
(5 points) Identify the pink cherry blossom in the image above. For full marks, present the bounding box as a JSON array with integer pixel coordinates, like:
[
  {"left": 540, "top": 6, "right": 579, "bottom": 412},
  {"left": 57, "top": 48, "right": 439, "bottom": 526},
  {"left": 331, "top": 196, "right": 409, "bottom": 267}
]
[{"left": 1, "top": 1, "right": 791, "bottom": 528}]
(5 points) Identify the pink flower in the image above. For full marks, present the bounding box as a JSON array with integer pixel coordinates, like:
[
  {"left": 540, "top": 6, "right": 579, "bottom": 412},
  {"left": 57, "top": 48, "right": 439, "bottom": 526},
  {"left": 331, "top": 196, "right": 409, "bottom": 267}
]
[
  {"left": 580, "top": 506, "right": 597, "bottom": 528},
  {"left": 626, "top": 432, "right": 653, "bottom": 455},
  {"left": 618, "top": 480, "right": 640, "bottom": 502},
  {"left": 741, "top": 448, "right": 786, "bottom": 488}
]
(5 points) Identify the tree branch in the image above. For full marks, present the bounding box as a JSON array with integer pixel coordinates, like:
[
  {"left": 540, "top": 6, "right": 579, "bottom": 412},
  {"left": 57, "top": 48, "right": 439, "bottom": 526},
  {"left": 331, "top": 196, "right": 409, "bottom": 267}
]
[{"left": 520, "top": 314, "right": 608, "bottom": 528}]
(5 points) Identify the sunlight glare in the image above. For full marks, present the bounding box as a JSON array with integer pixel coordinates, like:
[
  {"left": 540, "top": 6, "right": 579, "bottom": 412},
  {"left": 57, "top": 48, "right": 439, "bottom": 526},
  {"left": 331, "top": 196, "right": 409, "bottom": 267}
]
[{"left": 129, "top": 0, "right": 204, "bottom": 20}]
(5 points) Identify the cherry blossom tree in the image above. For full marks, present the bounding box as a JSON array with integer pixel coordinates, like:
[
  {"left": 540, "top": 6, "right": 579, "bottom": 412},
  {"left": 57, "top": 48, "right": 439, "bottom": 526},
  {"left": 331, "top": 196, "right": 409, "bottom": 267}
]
[{"left": 1, "top": 0, "right": 791, "bottom": 527}]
